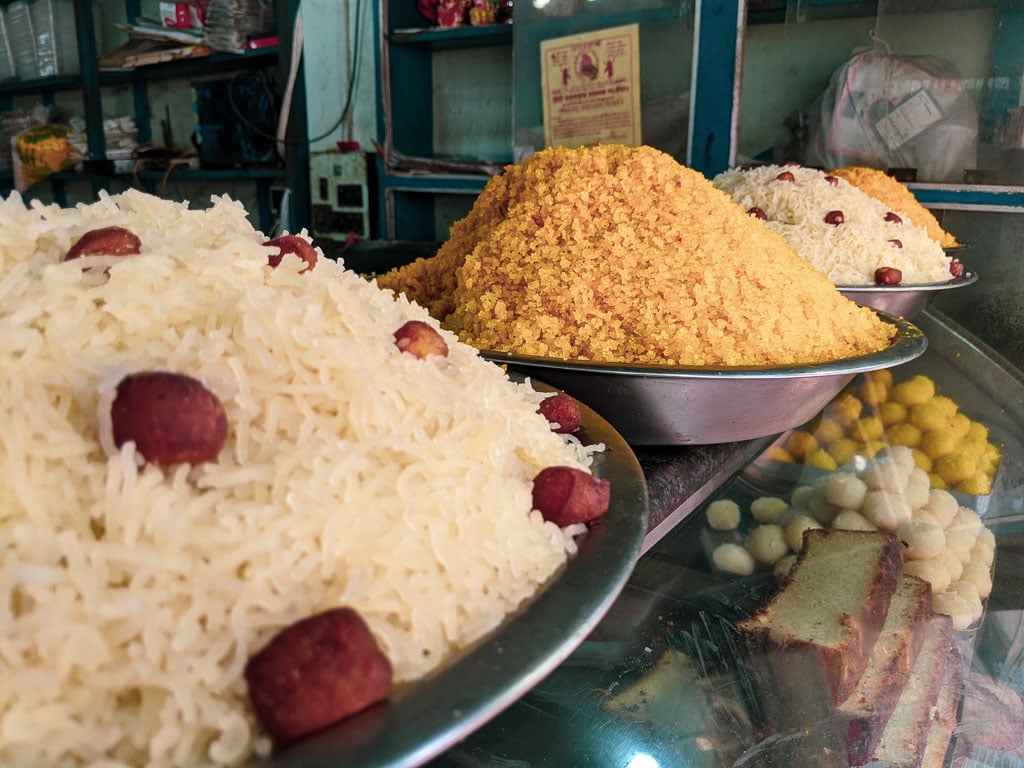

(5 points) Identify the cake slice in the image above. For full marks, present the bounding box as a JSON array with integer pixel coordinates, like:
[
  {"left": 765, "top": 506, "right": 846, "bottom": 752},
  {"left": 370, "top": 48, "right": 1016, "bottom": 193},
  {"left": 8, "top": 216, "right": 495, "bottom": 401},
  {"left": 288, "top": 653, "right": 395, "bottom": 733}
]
[
  {"left": 839, "top": 574, "right": 934, "bottom": 764},
  {"left": 957, "top": 671, "right": 1024, "bottom": 753},
  {"left": 918, "top": 650, "right": 965, "bottom": 768},
  {"left": 870, "top": 614, "right": 956, "bottom": 767},
  {"left": 737, "top": 529, "right": 903, "bottom": 709}
]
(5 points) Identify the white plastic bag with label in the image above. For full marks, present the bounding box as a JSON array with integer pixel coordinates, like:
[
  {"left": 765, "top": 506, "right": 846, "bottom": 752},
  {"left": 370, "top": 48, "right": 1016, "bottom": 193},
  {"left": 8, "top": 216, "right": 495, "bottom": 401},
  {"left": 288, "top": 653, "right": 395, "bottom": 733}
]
[{"left": 805, "top": 46, "right": 978, "bottom": 182}]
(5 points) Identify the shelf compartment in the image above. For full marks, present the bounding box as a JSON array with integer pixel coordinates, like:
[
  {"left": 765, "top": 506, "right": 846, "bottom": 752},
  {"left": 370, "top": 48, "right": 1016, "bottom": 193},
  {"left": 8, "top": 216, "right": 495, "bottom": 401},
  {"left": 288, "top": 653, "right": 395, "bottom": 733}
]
[{"left": 379, "top": 173, "right": 490, "bottom": 241}]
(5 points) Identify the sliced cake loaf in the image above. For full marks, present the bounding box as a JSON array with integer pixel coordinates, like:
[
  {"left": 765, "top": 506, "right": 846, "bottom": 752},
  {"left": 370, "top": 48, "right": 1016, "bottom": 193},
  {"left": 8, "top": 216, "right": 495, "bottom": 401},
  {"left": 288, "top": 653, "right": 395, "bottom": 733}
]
[
  {"left": 737, "top": 529, "right": 903, "bottom": 709},
  {"left": 839, "top": 574, "right": 934, "bottom": 765},
  {"left": 870, "top": 614, "right": 957, "bottom": 767}
]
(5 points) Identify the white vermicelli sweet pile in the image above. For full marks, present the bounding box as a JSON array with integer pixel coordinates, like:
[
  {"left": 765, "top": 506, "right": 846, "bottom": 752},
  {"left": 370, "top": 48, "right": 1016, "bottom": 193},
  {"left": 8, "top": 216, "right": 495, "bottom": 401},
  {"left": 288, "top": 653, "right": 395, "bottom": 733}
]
[
  {"left": 713, "top": 164, "right": 954, "bottom": 285},
  {"left": 0, "top": 190, "right": 595, "bottom": 767}
]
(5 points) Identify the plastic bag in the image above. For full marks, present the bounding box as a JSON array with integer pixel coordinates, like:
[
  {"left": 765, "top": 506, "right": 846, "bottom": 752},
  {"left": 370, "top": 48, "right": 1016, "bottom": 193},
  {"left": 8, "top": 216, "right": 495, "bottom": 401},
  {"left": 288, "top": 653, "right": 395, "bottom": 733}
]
[
  {"left": 805, "top": 42, "right": 978, "bottom": 182},
  {"left": 13, "top": 123, "right": 74, "bottom": 191}
]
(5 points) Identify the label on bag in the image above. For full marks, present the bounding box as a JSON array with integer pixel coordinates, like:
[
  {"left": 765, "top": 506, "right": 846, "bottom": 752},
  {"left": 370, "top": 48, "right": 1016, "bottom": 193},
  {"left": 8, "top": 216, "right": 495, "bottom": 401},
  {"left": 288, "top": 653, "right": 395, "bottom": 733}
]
[{"left": 874, "top": 89, "right": 944, "bottom": 150}]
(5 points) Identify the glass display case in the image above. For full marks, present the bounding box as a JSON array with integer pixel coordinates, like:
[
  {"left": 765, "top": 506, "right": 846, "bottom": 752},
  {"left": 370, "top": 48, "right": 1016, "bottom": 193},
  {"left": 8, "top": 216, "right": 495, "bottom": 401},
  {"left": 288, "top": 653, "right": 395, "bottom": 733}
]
[
  {"left": 420, "top": 306, "right": 1024, "bottom": 767},
  {"left": 742, "top": 0, "right": 1024, "bottom": 193}
]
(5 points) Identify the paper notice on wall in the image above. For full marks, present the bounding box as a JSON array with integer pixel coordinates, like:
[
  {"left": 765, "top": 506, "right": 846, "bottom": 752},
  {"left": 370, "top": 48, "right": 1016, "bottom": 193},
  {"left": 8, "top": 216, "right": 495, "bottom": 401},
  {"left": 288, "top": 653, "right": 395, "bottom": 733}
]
[{"left": 540, "top": 24, "right": 641, "bottom": 148}]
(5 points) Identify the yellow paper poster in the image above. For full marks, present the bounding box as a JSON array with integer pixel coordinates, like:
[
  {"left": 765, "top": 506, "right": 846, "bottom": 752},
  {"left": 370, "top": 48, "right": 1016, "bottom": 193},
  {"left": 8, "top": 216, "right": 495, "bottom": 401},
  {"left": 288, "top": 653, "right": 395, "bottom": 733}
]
[{"left": 540, "top": 24, "right": 641, "bottom": 148}]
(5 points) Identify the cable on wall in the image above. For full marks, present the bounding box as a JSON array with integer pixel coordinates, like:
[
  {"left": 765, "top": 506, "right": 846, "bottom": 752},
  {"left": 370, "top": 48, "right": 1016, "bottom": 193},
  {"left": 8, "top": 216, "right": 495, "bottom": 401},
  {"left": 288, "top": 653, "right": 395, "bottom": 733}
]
[{"left": 235, "top": 0, "right": 364, "bottom": 152}]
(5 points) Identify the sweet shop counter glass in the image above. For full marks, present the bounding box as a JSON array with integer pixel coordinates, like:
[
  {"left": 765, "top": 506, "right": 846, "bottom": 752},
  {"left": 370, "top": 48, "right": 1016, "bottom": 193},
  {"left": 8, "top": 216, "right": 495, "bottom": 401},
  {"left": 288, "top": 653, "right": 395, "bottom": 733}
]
[{"left": 427, "top": 307, "right": 1024, "bottom": 767}]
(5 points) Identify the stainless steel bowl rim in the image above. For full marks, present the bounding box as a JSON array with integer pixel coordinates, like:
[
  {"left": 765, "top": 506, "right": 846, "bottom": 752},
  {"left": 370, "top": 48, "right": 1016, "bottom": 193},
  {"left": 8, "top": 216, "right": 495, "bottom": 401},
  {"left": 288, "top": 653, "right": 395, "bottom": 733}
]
[
  {"left": 837, "top": 268, "right": 978, "bottom": 293},
  {"left": 481, "top": 310, "right": 927, "bottom": 381}
]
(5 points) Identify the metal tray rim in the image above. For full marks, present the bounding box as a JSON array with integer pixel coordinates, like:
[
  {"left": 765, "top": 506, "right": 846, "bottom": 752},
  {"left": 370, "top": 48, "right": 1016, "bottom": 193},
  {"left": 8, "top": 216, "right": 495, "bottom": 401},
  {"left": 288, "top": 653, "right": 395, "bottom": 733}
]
[
  {"left": 837, "top": 267, "right": 978, "bottom": 293},
  {"left": 480, "top": 311, "right": 926, "bottom": 380}
]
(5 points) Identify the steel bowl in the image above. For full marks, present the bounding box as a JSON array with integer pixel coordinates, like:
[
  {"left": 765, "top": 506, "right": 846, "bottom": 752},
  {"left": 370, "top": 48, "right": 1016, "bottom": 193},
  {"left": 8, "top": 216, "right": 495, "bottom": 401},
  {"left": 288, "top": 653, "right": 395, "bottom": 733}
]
[
  {"left": 838, "top": 268, "right": 977, "bottom": 319},
  {"left": 481, "top": 312, "right": 927, "bottom": 446}
]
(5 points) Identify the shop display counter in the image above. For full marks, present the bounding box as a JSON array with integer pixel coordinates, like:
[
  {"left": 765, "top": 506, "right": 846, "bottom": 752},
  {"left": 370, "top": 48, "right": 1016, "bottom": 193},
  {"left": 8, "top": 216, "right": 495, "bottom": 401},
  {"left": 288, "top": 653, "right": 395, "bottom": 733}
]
[{"left": 426, "top": 307, "right": 1024, "bottom": 767}]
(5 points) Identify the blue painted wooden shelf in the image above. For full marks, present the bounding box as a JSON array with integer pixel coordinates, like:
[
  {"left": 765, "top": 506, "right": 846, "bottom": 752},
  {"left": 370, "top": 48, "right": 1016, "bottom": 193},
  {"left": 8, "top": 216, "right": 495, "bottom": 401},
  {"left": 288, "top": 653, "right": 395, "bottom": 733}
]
[
  {"left": 0, "top": 1, "right": 308, "bottom": 234},
  {"left": 97, "top": 48, "right": 279, "bottom": 86}
]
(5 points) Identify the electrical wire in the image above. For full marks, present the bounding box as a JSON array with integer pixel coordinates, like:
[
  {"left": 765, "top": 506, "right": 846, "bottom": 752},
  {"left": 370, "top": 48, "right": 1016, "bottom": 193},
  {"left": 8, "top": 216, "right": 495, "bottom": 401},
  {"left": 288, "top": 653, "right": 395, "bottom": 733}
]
[
  {"left": 142, "top": 0, "right": 364, "bottom": 233},
  {"left": 128, "top": 143, "right": 200, "bottom": 196},
  {"left": 275, "top": 1, "right": 303, "bottom": 159},
  {"left": 249, "top": 0, "right": 363, "bottom": 151}
]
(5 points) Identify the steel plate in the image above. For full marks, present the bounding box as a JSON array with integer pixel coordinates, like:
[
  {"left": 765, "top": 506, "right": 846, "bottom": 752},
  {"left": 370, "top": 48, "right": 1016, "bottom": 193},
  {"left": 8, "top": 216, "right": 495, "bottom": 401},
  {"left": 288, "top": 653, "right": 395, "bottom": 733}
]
[
  {"left": 481, "top": 312, "right": 927, "bottom": 446},
  {"left": 838, "top": 268, "right": 978, "bottom": 318},
  {"left": 255, "top": 377, "right": 650, "bottom": 768}
]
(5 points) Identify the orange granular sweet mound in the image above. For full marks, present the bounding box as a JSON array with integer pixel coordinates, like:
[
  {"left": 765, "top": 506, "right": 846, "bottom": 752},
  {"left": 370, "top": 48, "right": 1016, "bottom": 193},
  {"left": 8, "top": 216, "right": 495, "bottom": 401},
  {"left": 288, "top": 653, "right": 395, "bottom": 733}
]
[
  {"left": 830, "top": 166, "right": 960, "bottom": 249},
  {"left": 377, "top": 144, "right": 896, "bottom": 367}
]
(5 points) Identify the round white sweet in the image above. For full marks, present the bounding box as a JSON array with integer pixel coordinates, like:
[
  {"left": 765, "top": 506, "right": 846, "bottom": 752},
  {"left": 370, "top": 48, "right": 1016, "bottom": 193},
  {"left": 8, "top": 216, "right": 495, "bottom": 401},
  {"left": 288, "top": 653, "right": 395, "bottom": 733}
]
[
  {"left": 934, "top": 547, "right": 964, "bottom": 583},
  {"left": 706, "top": 498, "right": 742, "bottom": 531},
  {"left": 897, "top": 519, "right": 946, "bottom": 560},
  {"left": 970, "top": 534, "right": 995, "bottom": 569},
  {"left": 791, "top": 485, "right": 814, "bottom": 510},
  {"left": 822, "top": 472, "right": 867, "bottom": 510},
  {"left": 949, "top": 507, "right": 983, "bottom": 540},
  {"left": 961, "top": 560, "right": 993, "bottom": 599},
  {"left": 861, "top": 490, "right": 913, "bottom": 532},
  {"left": 750, "top": 496, "right": 789, "bottom": 524},
  {"left": 746, "top": 524, "right": 789, "bottom": 565},
  {"left": 944, "top": 528, "right": 975, "bottom": 564},
  {"left": 831, "top": 510, "right": 879, "bottom": 532},
  {"left": 886, "top": 445, "right": 917, "bottom": 474},
  {"left": 807, "top": 483, "right": 840, "bottom": 526},
  {"left": 950, "top": 578, "right": 981, "bottom": 606},
  {"left": 859, "top": 455, "right": 911, "bottom": 493},
  {"left": 911, "top": 509, "right": 943, "bottom": 529},
  {"left": 903, "top": 557, "right": 953, "bottom": 595},
  {"left": 712, "top": 543, "right": 756, "bottom": 575},
  {"left": 933, "top": 590, "right": 982, "bottom": 631},
  {"left": 922, "top": 489, "right": 959, "bottom": 528},
  {"left": 772, "top": 507, "right": 798, "bottom": 529},
  {"left": 975, "top": 525, "right": 996, "bottom": 553},
  {"left": 903, "top": 467, "right": 931, "bottom": 512},
  {"left": 784, "top": 515, "right": 823, "bottom": 553}
]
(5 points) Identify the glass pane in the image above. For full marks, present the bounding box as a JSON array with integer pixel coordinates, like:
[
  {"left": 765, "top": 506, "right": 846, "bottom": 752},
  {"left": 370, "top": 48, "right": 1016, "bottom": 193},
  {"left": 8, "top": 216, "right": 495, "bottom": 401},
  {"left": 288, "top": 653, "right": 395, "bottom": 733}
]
[
  {"left": 511, "top": 0, "right": 696, "bottom": 164},
  {"left": 740, "top": 0, "right": 1023, "bottom": 186},
  {"left": 431, "top": 310, "right": 1024, "bottom": 768}
]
